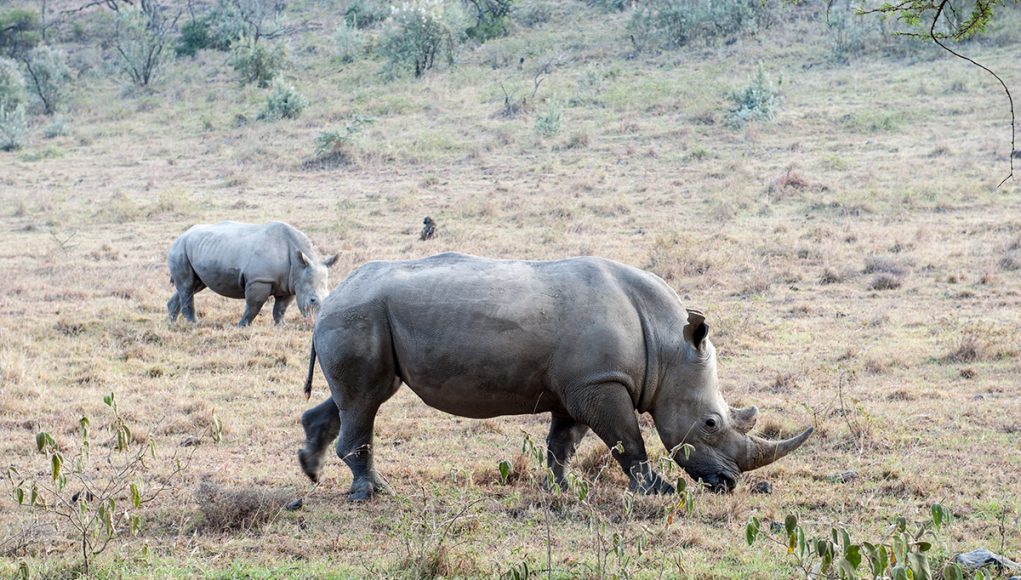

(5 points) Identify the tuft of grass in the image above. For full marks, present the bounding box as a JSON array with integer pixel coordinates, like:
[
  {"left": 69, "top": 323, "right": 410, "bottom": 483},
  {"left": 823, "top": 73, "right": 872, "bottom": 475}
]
[
  {"left": 195, "top": 481, "right": 292, "bottom": 532},
  {"left": 868, "top": 273, "right": 903, "bottom": 290}
]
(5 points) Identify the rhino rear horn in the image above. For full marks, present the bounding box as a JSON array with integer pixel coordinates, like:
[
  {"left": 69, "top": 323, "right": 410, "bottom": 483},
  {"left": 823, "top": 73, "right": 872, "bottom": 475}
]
[
  {"left": 737, "top": 427, "right": 814, "bottom": 472},
  {"left": 730, "top": 406, "right": 758, "bottom": 434},
  {"left": 683, "top": 308, "right": 709, "bottom": 351}
]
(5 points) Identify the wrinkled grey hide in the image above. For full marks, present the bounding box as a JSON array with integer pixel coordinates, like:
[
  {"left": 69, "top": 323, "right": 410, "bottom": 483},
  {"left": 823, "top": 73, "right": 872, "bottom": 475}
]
[
  {"left": 299, "top": 253, "right": 812, "bottom": 500},
  {"left": 167, "top": 221, "right": 337, "bottom": 327}
]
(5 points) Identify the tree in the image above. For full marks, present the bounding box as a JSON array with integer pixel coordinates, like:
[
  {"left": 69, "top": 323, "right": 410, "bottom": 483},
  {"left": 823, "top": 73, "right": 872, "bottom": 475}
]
[
  {"left": 113, "top": 1, "right": 181, "bottom": 87},
  {"left": 0, "top": 8, "right": 41, "bottom": 58}
]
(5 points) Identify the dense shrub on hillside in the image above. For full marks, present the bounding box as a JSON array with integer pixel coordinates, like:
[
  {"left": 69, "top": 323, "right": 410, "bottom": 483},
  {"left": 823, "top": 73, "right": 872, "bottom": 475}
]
[
  {"left": 0, "top": 9, "right": 40, "bottom": 58},
  {"left": 0, "top": 100, "right": 28, "bottom": 151},
  {"left": 379, "top": 0, "right": 467, "bottom": 78},
  {"left": 176, "top": 18, "right": 215, "bottom": 56},
  {"left": 344, "top": 0, "right": 392, "bottom": 29},
  {"left": 231, "top": 37, "right": 285, "bottom": 87},
  {"left": 727, "top": 65, "right": 782, "bottom": 127},
  {"left": 334, "top": 22, "right": 367, "bottom": 63},
  {"left": 826, "top": 3, "right": 933, "bottom": 63},
  {"left": 464, "top": 0, "right": 515, "bottom": 41},
  {"left": 587, "top": 0, "right": 631, "bottom": 12},
  {"left": 23, "top": 46, "right": 72, "bottom": 115},
  {"left": 258, "top": 80, "right": 307, "bottom": 120},
  {"left": 628, "top": 0, "right": 777, "bottom": 49},
  {"left": 0, "top": 57, "right": 27, "bottom": 108}
]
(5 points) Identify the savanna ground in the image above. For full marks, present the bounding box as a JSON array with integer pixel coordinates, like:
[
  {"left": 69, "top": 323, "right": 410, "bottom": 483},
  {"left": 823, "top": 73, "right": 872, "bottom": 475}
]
[{"left": 1, "top": 0, "right": 1020, "bottom": 577}]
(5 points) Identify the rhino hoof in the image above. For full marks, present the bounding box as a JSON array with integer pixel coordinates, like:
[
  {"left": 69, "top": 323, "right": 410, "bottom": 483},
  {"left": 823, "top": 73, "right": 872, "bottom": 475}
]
[{"left": 298, "top": 449, "right": 320, "bottom": 483}]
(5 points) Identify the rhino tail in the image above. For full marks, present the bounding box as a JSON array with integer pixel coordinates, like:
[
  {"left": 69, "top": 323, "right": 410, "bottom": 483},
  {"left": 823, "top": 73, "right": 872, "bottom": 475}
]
[{"left": 304, "top": 338, "right": 316, "bottom": 401}]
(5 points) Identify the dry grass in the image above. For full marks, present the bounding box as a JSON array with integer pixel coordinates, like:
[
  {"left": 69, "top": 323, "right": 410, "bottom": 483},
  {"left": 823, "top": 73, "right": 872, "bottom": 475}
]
[{"left": 0, "top": 0, "right": 1020, "bottom": 576}]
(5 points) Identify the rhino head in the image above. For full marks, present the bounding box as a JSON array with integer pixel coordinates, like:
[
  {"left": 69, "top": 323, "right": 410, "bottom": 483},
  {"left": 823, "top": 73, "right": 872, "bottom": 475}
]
[
  {"left": 650, "top": 309, "right": 813, "bottom": 493},
  {"left": 295, "top": 251, "right": 338, "bottom": 318}
]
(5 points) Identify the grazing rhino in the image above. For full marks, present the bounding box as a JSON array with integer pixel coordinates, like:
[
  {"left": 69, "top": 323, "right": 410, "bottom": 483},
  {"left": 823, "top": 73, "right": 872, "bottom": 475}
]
[
  {"left": 299, "top": 253, "right": 812, "bottom": 499},
  {"left": 167, "top": 221, "right": 338, "bottom": 327}
]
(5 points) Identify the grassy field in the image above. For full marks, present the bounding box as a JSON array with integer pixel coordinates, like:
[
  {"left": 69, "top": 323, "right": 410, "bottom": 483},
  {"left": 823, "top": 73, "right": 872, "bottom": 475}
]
[{"left": 1, "top": 0, "right": 1020, "bottom": 577}]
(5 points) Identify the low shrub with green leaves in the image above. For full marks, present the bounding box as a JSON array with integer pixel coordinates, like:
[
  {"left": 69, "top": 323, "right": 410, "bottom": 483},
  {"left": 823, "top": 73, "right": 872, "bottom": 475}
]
[
  {"left": 379, "top": 0, "right": 467, "bottom": 78},
  {"left": 0, "top": 8, "right": 40, "bottom": 58},
  {"left": 0, "top": 56, "right": 27, "bottom": 108},
  {"left": 231, "top": 37, "right": 286, "bottom": 87},
  {"left": 628, "top": 0, "right": 777, "bottom": 50},
  {"left": 334, "top": 22, "right": 367, "bottom": 63},
  {"left": 175, "top": 18, "right": 215, "bottom": 57},
  {"left": 464, "top": 0, "right": 515, "bottom": 41},
  {"left": 534, "top": 98, "right": 562, "bottom": 137},
  {"left": 0, "top": 100, "right": 28, "bottom": 151},
  {"left": 258, "top": 80, "right": 308, "bottom": 121},
  {"left": 344, "top": 0, "right": 392, "bottom": 29},
  {"left": 727, "top": 65, "right": 782, "bottom": 127},
  {"left": 23, "top": 45, "right": 72, "bottom": 115}
]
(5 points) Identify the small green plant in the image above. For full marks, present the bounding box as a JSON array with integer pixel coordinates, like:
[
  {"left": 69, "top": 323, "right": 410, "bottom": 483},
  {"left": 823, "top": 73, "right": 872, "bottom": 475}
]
[
  {"left": 334, "top": 22, "right": 367, "bottom": 64},
  {"left": 258, "top": 80, "right": 308, "bottom": 121},
  {"left": 43, "top": 115, "right": 70, "bottom": 138},
  {"left": 534, "top": 98, "right": 562, "bottom": 137},
  {"left": 7, "top": 392, "right": 186, "bottom": 575},
  {"left": 230, "top": 36, "right": 285, "bottom": 87},
  {"left": 0, "top": 56, "right": 27, "bottom": 108},
  {"left": 747, "top": 504, "right": 961, "bottom": 579},
  {"left": 379, "top": 0, "right": 467, "bottom": 78},
  {"left": 464, "top": 0, "right": 515, "bottom": 42},
  {"left": 313, "top": 114, "right": 374, "bottom": 159},
  {"left": 175, "top": 18, "right": 214, "bottom": 57},
  {"left": 727, "top": 64, "right": 782, "bottom": 127},
  {"left": 22, "top": 45, "right": 72, "bottom": 115},
  {"left": 0, "top": 99, "right": 27, "bottom": 151}
]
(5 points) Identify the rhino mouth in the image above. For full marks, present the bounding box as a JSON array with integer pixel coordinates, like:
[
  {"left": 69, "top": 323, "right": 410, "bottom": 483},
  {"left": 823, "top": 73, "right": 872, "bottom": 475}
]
[{"left": 702, "top": 472, "right": 737, "bottom": 493}]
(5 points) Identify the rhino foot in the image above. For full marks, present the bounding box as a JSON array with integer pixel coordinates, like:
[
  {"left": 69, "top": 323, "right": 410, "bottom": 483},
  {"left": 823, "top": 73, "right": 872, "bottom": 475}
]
[
  {"left": 298, "top": 449, "right": 321, "bottom": 483},
  {"left": 347, "top": 475, "right": 390, "bottom": 501},
  {"left": 630, "top": 472, "right": 675, "bottom": 495}
]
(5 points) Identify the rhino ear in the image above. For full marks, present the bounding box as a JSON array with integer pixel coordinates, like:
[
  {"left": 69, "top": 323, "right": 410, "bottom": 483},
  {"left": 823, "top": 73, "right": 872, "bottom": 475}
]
[
  {"left": 322, "top": 254, "right": 338, "bottom": 268},
  {"left": 683, "top": 308, "right": 709, "bottom": 351},
  {"left": 297, "top": 250, "right": 311, "bottom": 267}
]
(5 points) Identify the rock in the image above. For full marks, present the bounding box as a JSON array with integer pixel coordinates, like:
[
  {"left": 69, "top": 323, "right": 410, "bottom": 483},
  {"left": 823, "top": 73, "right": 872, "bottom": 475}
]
[
  {"left": 180, "top": 436, "right": 201, "bottom": 447},
  {"left": 749, "top": 480, "right": 772, "bottom": 494},
  {"left": 285, "top": 498, "right": 303, "bottom": 511},
  {"left": 954, "top": 548, "right": 1020, "bottom": 571},
  {"left": 828, "top": 470, "right": 858, "bottom": 483}
]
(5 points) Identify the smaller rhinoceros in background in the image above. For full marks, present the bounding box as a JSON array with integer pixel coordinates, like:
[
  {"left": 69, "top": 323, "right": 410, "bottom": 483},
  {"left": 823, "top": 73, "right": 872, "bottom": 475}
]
[{"left": 167, "top": 221, "right": 338, "bottom": 327}]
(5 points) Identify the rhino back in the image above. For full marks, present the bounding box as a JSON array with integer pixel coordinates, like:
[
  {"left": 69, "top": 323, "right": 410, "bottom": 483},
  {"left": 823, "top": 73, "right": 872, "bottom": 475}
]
[
  {"left": 317, "top": 253, "right": 667, "bottom": 417},
  {"left": 177, "top": 221, "right": 306, "bottom": 298}
]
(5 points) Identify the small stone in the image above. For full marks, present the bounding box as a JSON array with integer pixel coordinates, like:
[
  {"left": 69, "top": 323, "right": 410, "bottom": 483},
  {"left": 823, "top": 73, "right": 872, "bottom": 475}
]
[
  {"left": 828, "top": 470, "right": 858, "bottom": 483},
  {"left": 180, "top": 437, "right": 201, "bottom": 447},
  {"left": 285, "top": 498, "right": 303, "bottom": 511},
  {"left": 749, "top": 481, "right": 772, "bottom": 494},
  {"left": 954, "top": 548, "right": 1020, "bottom": 571}
]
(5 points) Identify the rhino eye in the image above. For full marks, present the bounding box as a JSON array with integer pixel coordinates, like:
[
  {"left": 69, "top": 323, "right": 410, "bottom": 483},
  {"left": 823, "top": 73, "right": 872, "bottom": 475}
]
[{"left": 704, "top": 417, "right": 719, "bottom": 432}]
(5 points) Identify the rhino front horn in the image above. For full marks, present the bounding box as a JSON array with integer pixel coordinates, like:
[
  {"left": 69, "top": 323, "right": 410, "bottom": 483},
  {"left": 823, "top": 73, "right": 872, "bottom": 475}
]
[{"left": 737, "top": 426, "right": 814, "bottom": 472}]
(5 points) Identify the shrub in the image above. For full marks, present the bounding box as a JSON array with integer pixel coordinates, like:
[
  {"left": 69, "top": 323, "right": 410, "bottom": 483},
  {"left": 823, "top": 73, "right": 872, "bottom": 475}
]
[
  {"left": 464, "top": 0, "right": 515, "bottom": 41},
  {"left": 515, "top": 1, "right": 553, "bottom": 27},
  {"left": 258, "top": 80, "right": 307, "bottom": 121},
  {"left": 379, "top": 0, "right": 467, "bottom": 78},
  {"left": 334, "top": 22, "right": 367, "bottom": 63},
  {"left": 727, "top": 65, "right": 782, "bottom": 127},
  {"left": 628, "top": 0, "right": 776, "bottom": 50},
  {"left": 0, "top": 100, "right": 27, "bottom": 151},
  {"left": 588, "top": 0, "right": 631, "bottom": 12},
  {"left": 231, "top": 36, "right": 285, "bottom": 87},
  {"left": 212, "top": 0, "right": 285, "bottom": 44},
  {"left": 0, "top": 57, "right": 26, "bottom": 108},
  {"left": 114, "top": 5, "right": 177, "bottom": 86},
  {"left": 534, "top": 98, "right": 562, "bottom": 137},
  {"left": 0, "top": 9, "right": 40, "bottom": 58},
  {"left": 344, "top": 0, "right": 392, "bottom": 29},
  {"left": 43, "top": 115, "right": 69, "bottom": 138},
  {"left": 22, "top": 45, "right": 71, "bottom": 115},
  {"left": 175, "top": 18, "right": 215, "bottom": 56},
  {"left": 314, "top": 114, "right": 374, "bottom": 157}
]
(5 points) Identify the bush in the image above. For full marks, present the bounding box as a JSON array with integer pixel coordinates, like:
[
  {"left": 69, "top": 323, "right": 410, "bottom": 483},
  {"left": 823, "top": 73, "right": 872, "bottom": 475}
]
[
  {"left": 176, "top": 18, "right": 215, "bottom": 56},
  {"left": 588, "top": 0, "right": 631, "bottom": 12},
  {"left": 43, "top": 115, "right": 69, "bottom": 138},
  {"left": 0, "top": 57, "right": 26, "bottom": 108},
  {"left": 514, "top": 1, "right": 553, "bottom": 27},
  {"left": 534, "top": 98, "right": 562, "bottom": 137},
  {"left": 0, "top": 100, "right": 27, "bottom": 151},
  {"left": 727, "top": 65, "right": 782, "bottom": 127},
  {"left": 344, "top": 0, "right": 392, "bottom": 29},
  {"left": 231, "top": 36, "right": 285, "bottom": 87},
  {"left": 0, "top": 9, "right": 40, "bottom": 58},
  {"left": 23, "top": 46, "right": 71, "bottom": 115},
  {"left": 464, "top": 0, "right": 515, "bottom": 41},
  {"left": 258, "top": 80, "right": 307, "bottom": 121},
  {"left": 628, "top": 0, "right": 776, "bottom": 50},
  {"left": 334, "top": 22, "right": 367, "bottom": 63},
  {"left": 114, "top": 5, "right": 176, "bottom": 86},
  {"left": 379, "top": 0, "right": 467, "bottom": 78}
]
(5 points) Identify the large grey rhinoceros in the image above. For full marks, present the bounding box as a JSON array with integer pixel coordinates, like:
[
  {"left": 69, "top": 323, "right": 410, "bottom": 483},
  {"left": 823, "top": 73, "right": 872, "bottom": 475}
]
[
  {"left": 167, "top": 221, "right": 337, "bottom": 327},
  {"left": 299, "top": 253, "right": 812, "bottom": 499}
]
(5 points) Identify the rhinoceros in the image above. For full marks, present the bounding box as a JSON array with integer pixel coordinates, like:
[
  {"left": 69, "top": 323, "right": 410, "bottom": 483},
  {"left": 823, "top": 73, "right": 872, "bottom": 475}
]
[
  {"left": 299, "top": 253, "right": 812, "bottom": 499},
  {"left": 167, "top": 221, "right": 337, "bottom": 327}
]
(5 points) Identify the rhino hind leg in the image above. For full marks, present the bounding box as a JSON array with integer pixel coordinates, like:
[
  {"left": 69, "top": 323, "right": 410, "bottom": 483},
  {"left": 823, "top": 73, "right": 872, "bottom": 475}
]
[
  {"left": 168, "top": 260, "right": 204, "bottom": 323},
  {"left": 336, "top": 400, "right": 392, "bottom": 501},
  {"left": 298, "top": 397, "right": 341, "bottom": 483},
  {"left": 545, "top": 412, "right": 589, "bottom": 491},
  {"left": 272, "top": 295, "right": 295, "bottom": 325},
  {"left": 167, "top": 292, "right": 181, "bottom": 322},
  {"left": 564, "top": 383, "right": 674, "bottom": 495}
]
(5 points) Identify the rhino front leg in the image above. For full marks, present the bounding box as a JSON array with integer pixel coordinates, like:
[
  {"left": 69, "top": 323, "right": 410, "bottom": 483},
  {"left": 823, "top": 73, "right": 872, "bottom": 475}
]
[
  {"left": 273, "top": 295, "right": 294, "bottom": 325},
  {"left": 546, "top": 412, "right": 589, "bottom": 491},
  {"left": 298, "top": 397, "right": 340, "bottom": 483},
  {"left": 238, "top": 282, "right": 272, "bottom": 327},
  {"left": 336, "top": 403, "right": 391, "bottom": 501},
  {"left": 564, "top": 383, "right": 674, "bottom": 495}
]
